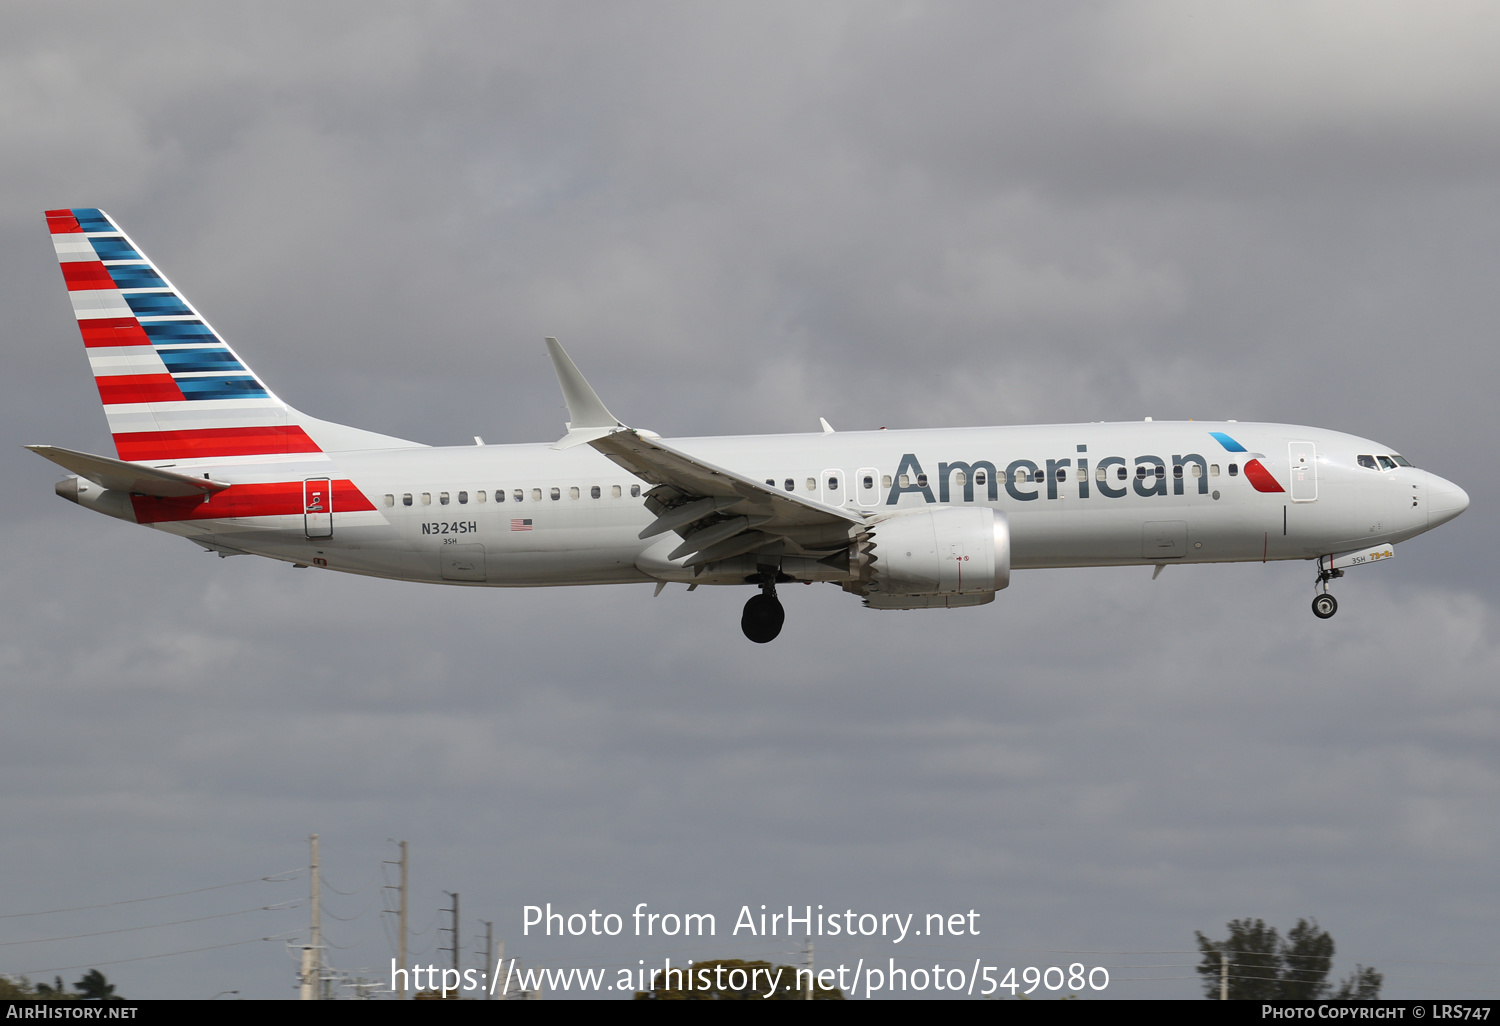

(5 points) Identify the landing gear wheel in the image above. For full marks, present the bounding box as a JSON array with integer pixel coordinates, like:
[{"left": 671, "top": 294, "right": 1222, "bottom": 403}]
[
  {"left": 1311, "top": 593, "right": 1338, "bottom": 619},
  {"left": 741, "top": 592, "right": 785, "bottom": 643}
]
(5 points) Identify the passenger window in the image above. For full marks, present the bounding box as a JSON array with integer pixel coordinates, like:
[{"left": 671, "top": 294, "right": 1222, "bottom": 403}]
[
  {"left": 1357, "top": 455, "right": 1378, "bottom": 470},
  {"left": 476, "top": 490, "right": 486, "bottom": 503},
  {"left": 1136, "top": 466, "right": 1147, "bottom": 479},
  {"left": 953, "top": 470, "right": 967, "bottom": 486},
  {"left": 917, "top": 474, "right": 928, "bottom": 488},
  {"left": 1117, "top": 467, "right": 1127, "bottom": 481},
  {"left": 383, "top": 494, "right": 394, "bottom": 507},
  {"left": 1056, "top": 469, "right": 1067, "bottom": 482},
  {"left": 591, "top": 486, "right": 601, "bottom": 499},
  {"left": 1228, "top": 464, "right": 1239, "bottom": 477},
  {"left": 863, "top": 475, "right": 874, "bottom": 489},
  {"left": 458, "top": 491, "right": 468, "bottom": 504},
  {"left": 766, "top": 479, "right": 775, "bottom": 487},
  {"left": 1377, "top": 456, "right": 1396, "bottom": 471},
  {"left": 1014, "top": 469, "right": 1027, "bottom": 484},
  {"left": 631, "top": 485, "right": 641, "bottom": 497},
  {"left": 402, "top": 493, "right": 413, "bottom": 506},
  {"left": 531, "top": 488, "right": 542, "bottom": 501},
  {"left": 439, "top": 492, "right": 450, "bottom": 505},
  {"left": 569, "top": 486, "right": 580, "bottom": 499},
  {"left": 827, "top": 476, "right": 839, "bottom": 490},
  {"left": 1095, "top": 468, "right": 1105, "bottom": 482},
  {"left": 899, "top": 474, "right": 910, "bottom": 488},
  {"left": 514, "top": 489, "right": 524, "bottom": 502},
  {"left": 550, "top": 487, "right": 561, "bottom": 500},
  {"left": 1030, "top": 470, "right": 1042, "bottom": 483},
  {"left": 612, "top": 485, "right": 622, "bottom": 498},
  {"left": 421, "top": 492, "right": 432, "bottom": 505},
  {"left": 1210, "top": 464, "right": 1220, "bottom": 477},
  {"left": 806, "top": 478, "right": 816, "bottom": 491},
  {"left": 495, "top": 489, "right": 505, "bottom": 502},
  {"left": 1173, "top": 466, "right": 1183, "bottom": 479},
  {"left": 974, "top": 471, "right": 985, "bottom": 485},
  {"left": 1191, "top": 465, "right": 1202, "bottom": 478}
]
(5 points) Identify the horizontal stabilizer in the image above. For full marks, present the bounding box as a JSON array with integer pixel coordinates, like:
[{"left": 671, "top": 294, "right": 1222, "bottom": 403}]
[{"left": 26, "top": 444, "right": 229, "bottom": 498}]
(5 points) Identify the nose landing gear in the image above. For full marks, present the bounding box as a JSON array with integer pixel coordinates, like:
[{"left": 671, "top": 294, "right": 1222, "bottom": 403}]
[
  {"left": 741, "top": 576, "right": 786, "bottom": 643},
  {"left": 1312, "top": 566, "right": 1343, "bottom": 619}
]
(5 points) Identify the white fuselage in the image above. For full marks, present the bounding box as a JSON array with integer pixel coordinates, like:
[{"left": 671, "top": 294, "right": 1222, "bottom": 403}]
[{"left": 111, "top": 420, "right": 1466, "bottom": 588}]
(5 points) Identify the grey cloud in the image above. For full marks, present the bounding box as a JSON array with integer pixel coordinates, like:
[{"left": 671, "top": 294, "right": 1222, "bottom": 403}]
[{"left": 1, "top": 1, "right": 1494, "bottom": 998}]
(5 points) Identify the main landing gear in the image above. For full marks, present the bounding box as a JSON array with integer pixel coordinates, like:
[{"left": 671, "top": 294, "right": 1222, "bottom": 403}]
[
  {"left": 741, "top": 576, "right": 786, "bottom": 644},
  {"left": 1312, "top": 566, "right": 1343, "bottom": 619}
]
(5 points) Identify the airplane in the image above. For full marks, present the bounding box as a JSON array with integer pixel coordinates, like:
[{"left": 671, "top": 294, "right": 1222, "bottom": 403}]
[{"left": 30, "top": 207, "right": 1470, "bottom": 643}]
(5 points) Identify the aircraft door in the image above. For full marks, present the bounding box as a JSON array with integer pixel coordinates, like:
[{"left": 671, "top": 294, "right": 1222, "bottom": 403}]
[
  {"left": 1289, "top": 442, "right": 1317, "bottom": 502},
  {"left": 821, "top": 469, "right": 846, "bottom": 507},
  {"left": 304, "top": 478, "right": 333, "bottom": 538},
  {"left": 856, "top": 467, "right": 880, "bottom": 508}
]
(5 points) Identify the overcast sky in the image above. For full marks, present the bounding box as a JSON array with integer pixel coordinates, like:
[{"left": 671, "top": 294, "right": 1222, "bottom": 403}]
[{"left": 2, "top": 1, "right": 1497, "bottom": 1000}]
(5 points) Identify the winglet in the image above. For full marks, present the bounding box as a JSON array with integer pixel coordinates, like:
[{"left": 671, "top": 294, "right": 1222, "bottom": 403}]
[{"left": 546, "top": 338, "right": 626, "bottom": 449}]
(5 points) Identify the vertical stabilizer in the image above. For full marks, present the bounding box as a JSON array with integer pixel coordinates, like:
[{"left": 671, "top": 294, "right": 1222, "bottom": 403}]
[{"left": 45, "top": 208, "right": 421, "bottom": 460}]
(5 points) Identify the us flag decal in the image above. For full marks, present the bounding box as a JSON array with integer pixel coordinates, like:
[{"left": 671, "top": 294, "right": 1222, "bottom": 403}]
[{"left": 510, "top": 518, "right": 533, "bottom": 531}]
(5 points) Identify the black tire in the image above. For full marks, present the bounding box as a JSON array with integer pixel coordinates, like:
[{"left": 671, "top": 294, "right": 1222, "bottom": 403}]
[
  {"left": 741, "top": 593, "right": 785, "bottom": 643},
  {"left": 1311, "top": 594, "right": 1338, "bottom": 619}
]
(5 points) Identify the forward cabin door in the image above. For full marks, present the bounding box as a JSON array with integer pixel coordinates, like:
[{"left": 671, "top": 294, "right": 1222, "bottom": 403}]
[
  {"left": 1289, "top": 442, "right": 1318, "bottom": 502},
  {"left": 304, "top": 478, "right": 333, "bottom": 538}
]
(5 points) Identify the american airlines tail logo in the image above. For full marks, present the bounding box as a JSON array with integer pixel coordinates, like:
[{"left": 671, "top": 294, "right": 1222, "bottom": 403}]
[{"left": 888, "top": 431, "right": 1283, "bottom": 506}]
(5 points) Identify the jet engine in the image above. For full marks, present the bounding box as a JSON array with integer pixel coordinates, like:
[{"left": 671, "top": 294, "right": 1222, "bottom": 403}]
[{"left": 850, "top": 507, "right": 1010, "bottom": 609}]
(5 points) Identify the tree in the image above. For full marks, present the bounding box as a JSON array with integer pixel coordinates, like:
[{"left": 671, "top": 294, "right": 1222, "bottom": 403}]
[
  {"left": 34, "top": 977, "right": 73, "bottom": 999},
  {"left": 73, "top": 970, "right": 118, "bottom": 1001},
  {"left": 0, "top": 977, "right": 42, "bottom": 999},
  {"left": 1, "top": 975, "right": 76, "bottom": 1000},
  {"left": 0, "top": 971, "right": 119, "bottom": 1001},
  {"left": 1333, "top": 965, "right": 1383, "bottom": 1000},
  {"left": 1195, "top": 918, "right": 1378, "bottom": 1000}
]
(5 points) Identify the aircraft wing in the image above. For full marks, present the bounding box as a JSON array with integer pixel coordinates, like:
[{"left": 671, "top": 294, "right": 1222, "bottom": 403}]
[
  {"left": 545, "top": 336, "right": 862, "bottom": 567},
  {"left": 26, "top": 444, "right": 230, "bottom": 498},
  {"left": 592, "top": 429, "right": 863, "bottom": 566}
]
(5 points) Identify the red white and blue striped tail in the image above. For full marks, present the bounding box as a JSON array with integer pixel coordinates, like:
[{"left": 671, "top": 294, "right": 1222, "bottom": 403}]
[{"left": 45, "top": 207, "right": 420, "bottom": 462}]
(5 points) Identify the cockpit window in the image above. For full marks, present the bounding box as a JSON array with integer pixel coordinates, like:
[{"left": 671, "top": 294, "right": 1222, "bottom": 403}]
[
  {"left": 1377, "top": 456, "right": 1397, "bottom": 471},
  {"left": 1357, "top": 455, "right": 1378, "bottom": 470},
  {"left": 1391, "top": 454, "right": 1412, "bottom": 467}
]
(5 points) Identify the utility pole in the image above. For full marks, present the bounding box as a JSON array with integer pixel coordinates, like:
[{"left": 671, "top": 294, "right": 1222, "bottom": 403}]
[
  {"left": 1221, "top": 950, "right": 1229, "bottom": 1001},
  {"left": 480, "top": 921, "right": 494, "bottom": 1001},
  {"left": 383, "top": 841, "right": 409, "bottom": 999},
  {"left": 805, "top": 939, "right": 813, "bottom": 1000},
  {"left": 300, "top": 834, "right": 322, "bottom": 1000},
  {"left": 440, "top": 892, "right": 460, "bottom": 978}
]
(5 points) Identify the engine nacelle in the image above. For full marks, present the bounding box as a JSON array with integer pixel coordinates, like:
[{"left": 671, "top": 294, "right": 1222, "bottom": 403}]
[{"left": 855, "top": 507, "right": 1010, "bottom": 606}]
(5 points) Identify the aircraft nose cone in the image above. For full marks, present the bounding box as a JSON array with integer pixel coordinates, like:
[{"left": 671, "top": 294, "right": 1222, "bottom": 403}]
[{"left": 1427, "top": 475, "right": 1469, "bottom": 528}]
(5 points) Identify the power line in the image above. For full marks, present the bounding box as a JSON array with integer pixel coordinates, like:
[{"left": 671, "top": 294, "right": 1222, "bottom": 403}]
[
  {"left": 0, "top": 872, "right": 299, "bottom": 920},
  {"left": 16, "top": 933, "right": 296, "bottom": 976},
  {"left": 0, "top": 902, "right": 300, "bottom": 948}
]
